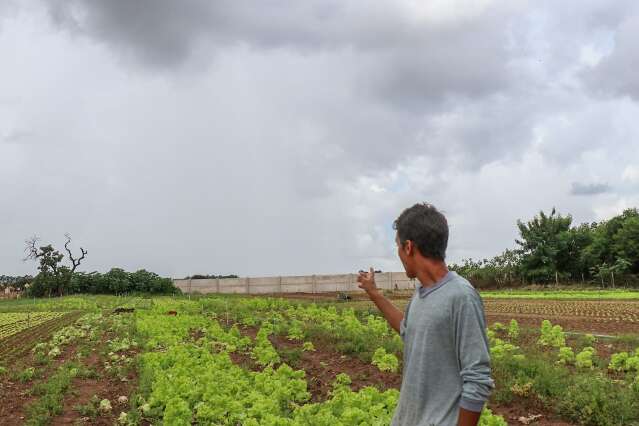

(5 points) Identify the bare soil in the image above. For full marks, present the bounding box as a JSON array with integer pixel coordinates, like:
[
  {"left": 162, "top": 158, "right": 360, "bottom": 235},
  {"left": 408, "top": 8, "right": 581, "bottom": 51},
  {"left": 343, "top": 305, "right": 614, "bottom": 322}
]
[
  {"left": 230, "top": 325, "right": 401, "bottom": 402},
  {"left": 269, "top": 333, "right": 401, "bottom": 401},
  {"left": 0, "top": 337, "right": 80, "bottom": 425},
  {"left": 491, "top": 403, "right": 574, "bottom": 426},
  {"left": 49, "top": 316, "right": 138, "bottom": 426}
]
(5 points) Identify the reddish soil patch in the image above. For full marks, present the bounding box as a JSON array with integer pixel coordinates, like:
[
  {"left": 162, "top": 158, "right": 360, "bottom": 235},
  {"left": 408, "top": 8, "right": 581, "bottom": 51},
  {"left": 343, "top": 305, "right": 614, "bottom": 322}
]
[
  {"left": 228, "top": 350, "right": 261, "bottom": 372},
  {"left": 49, "top": 327, "right": 138, "bottom": 425},
  {"left": 490, "top": 403, "right": 574, "bottom": 426},
  {"left": 231, "top": 325, "right": 401, "bottom": 401},
  {"left": 269, "top": 333, "right": 401, "bottom": 401},
  {"left": 0, "top": 338, "right": 80, "bottom": 426},
  {"left": 49, "top": 353, "right": 136, "bottom": 425},
  {"left": 188, "top": 327, "right": 206, "bottom": 341}
]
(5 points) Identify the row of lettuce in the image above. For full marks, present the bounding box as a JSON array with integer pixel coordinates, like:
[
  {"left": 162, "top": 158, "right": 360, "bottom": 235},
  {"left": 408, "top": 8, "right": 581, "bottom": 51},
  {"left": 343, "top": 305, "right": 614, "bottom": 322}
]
[
  {"left": 131, "top": 297, "right": 639, "bottom": 425},
  {"left": 0, "top": 311, "right": 137, "bottom": 424},
  {"left": 3, "top": 295, "right": 639, "bottom": 425},
  {"left": 170, "top": 298, "right": 639, "bottom": 425},
  {"left": 133, "top": 301, "right": 506, "bottom": 425}
]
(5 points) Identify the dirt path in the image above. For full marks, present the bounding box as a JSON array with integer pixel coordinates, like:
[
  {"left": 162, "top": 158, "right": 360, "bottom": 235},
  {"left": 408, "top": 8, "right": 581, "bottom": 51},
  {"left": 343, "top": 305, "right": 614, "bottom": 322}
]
[
  {"left": 49, "top": 315, "right": 138, "bottom": 426},
  {"left": 269, "top": 333, "right": 401, "bottom": 401},
  {"left": 491, "top": 404, "right": 574, "bottom": 426},
  {"left": 0, "top": 336, "right": 81, "bottom": 425},
  {"left": 228, "top": 325, "right": 401, "bottom": 401}
]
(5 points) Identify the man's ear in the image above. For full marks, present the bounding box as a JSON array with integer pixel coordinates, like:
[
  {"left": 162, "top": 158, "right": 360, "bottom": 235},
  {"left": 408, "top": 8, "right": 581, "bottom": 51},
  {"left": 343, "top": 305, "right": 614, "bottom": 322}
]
[{"left": 405, "top": 240, "right": 413, "bottom": 256}]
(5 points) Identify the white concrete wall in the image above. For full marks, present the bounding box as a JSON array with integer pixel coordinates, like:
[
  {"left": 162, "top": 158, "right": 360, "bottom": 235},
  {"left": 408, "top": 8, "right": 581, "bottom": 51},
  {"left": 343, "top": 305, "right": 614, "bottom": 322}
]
[{"left": 174, "top": 272, "right": 415, "bottom": 294}]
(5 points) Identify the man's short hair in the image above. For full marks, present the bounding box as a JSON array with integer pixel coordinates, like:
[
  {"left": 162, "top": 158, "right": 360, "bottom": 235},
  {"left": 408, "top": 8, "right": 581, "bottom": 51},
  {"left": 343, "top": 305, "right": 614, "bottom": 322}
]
[{"left": 393, "top": 203, "right": 449, "bottom": 260}]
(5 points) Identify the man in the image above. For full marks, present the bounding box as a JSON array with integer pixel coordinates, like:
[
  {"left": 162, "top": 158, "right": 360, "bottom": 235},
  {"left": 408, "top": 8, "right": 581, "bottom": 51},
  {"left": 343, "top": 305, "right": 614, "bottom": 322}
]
[{"left": 357, "top": 203, "right": 493, "bottom": 426}]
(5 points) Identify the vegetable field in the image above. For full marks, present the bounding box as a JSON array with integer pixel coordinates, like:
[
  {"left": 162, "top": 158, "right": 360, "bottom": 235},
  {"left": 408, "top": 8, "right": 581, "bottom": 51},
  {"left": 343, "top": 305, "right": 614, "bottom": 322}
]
[
  {"left": 1, "top": 294, "right": 638, "bottom": 425},
  {"left": 0, "top": 312, "right": 66, "bottom": 340}
]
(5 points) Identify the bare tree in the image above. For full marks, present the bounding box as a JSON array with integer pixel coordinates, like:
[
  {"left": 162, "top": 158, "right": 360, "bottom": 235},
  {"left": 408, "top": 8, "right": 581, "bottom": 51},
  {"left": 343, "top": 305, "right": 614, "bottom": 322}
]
[
  {"left": 64, "top": 233, "right": 87, "bottom": 275},
  {"left": 23, "top": 234, "right": 87, "bottom": 297}
]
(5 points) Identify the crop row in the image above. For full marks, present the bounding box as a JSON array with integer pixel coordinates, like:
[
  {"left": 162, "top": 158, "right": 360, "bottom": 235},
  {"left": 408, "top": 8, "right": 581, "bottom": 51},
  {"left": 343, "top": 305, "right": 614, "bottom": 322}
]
[
  {"left": 133, "top": 308, "right": 506, "bottom": 425},
  {"left": 0, "top": 312, "right": 66, "bottom": 340},
  {"left": 483, "top": 300, "right": 639, "bottom": 322}
]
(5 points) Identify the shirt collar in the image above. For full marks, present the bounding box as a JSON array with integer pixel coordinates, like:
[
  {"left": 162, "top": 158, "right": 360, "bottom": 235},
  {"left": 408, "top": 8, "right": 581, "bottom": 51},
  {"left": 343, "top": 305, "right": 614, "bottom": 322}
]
[{"left": 416, "top": 271, "right": 456, "bottom": 298}]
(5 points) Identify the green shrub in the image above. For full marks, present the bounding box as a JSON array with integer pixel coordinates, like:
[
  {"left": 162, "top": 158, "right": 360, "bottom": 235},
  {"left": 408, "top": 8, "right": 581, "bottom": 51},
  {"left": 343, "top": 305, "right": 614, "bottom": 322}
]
[
  {"left": 371, "top": 347, "right": 399, "bottom": 373},
  {"left": 538, "top": 320, "right": 565, "bottom": 348},
  {"left": 17, "top": 367, "right": 37, "bottom": 383},
  {"left": 582, "top": 333, "right": 596, "bottom": 346},
  {"left": 557, "top": 375, "right": 639, "bottom": 426},
  {"left": 575, "top": 347, "right": 596, "bottom": 369},
  {"left": 557, "top": 346, "right": 575, "bottom": 365},
  {"left": 507, "top": 319, "right": 520, "bottom": 340}
]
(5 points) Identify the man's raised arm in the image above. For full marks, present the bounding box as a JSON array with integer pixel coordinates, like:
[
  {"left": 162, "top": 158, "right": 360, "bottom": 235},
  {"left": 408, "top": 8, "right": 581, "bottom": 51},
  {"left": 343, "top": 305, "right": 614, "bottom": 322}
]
[{"left": 357, "top": 268, "right": 404, "bottom": 333}]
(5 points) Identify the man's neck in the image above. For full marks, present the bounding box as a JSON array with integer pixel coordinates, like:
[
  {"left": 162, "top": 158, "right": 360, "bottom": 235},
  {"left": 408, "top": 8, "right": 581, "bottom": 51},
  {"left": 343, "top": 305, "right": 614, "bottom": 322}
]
[{"left": 416, "top": 262, "right": 449, "bottom": 289}]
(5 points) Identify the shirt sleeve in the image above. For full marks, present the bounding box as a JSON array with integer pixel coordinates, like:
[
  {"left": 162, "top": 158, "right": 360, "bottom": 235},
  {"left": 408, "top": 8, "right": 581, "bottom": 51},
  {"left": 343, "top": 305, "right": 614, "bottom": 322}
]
[{"left": 455, "top": 294, "right": 494, "bottom": 412}]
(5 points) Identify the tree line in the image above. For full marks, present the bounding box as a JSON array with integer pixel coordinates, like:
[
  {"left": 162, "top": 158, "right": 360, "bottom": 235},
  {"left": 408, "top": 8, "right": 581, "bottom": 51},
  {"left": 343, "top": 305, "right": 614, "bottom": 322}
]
[
  {"left": 449, "top": 207, "right": 639, "bottom": 288},
  {"left": 4, "top": 234, "right": 179, "bottom": 297}
]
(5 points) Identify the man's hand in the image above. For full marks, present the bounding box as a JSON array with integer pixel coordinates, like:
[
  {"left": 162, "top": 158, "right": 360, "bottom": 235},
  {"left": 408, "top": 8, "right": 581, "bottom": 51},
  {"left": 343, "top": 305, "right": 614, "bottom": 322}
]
[
  {"left": 357, "top": 267, "right": 403, "bottom": 333},
  {"left": 357, "top": 267, "right": 380, "bottom": 296}
]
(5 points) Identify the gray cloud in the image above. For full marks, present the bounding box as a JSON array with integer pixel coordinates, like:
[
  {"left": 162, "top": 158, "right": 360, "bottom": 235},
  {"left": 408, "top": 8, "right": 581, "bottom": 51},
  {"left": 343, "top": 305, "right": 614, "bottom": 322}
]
[
  {"left": 1, "top": 1, "right": 639, "bottom": 278},
  {"left": 584, "top": 9, "right": 639, "bottom": 99},
  {"left": 570, "top": 182, "right": 611, "bottom": 196},
  {"left": 44, "top": 1, "right": 525, "bottom": 107}
]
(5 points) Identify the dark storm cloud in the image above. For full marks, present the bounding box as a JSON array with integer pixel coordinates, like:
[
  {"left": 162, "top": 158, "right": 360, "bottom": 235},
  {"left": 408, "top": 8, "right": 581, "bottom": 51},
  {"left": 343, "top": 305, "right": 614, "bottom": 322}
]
[
  {"left": 44, "top": 0, "right": 520, "bottom": 105},
  {"left": 2, "top": 0, "right": 639, "bottom": 278},
  {"left": 39, "top": 0, "right": 534, "bottom": 179},
  {"left": 570, "top": 182, "right": 611, "bottom": 196}
]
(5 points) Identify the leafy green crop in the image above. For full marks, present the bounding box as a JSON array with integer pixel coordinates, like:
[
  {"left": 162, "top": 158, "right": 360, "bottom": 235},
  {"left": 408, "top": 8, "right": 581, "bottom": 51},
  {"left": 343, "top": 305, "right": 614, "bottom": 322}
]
[
  {"left": 538, "top": 320, "right": 566, "bottom": 348},
  {"left": 608, "top": 348, "right": 639, "bottom": 372},
  {"left": 371, "top": 347, "right": 399, "bottom": 373},
  {"left": 557, "top": 346, "right": 575, "bottom": 365},
  {"left": 575, "top": 347, "right": 596, "bottom": 369}
]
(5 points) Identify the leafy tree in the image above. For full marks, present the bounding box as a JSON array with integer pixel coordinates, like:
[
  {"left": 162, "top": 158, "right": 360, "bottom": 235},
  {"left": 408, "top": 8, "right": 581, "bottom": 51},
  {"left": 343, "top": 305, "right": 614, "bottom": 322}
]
[
  {"left": 515, "top": 208, "right": 574, "bottom": 283},
  {"left": 70, "top": 269, "right": 178, "bottom": 295},
  {"left": 612, "top": 210, "right": 639, "bottom": 273},
  {"left": 582, "top": 209, "right": 639, "bottom": 279}
]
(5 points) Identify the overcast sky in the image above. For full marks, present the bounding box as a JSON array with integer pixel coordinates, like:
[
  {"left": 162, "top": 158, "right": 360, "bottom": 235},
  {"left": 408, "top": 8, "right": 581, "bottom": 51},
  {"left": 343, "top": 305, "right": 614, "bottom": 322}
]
[{"left": 2, "top": 0, "right": 638, "bottom": 278}]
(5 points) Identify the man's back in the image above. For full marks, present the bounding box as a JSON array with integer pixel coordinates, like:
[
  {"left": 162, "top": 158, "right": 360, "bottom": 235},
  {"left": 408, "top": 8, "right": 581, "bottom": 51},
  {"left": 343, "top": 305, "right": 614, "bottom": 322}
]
[{"left": 391, "top": 271, "right": 493, "bottom": 426}]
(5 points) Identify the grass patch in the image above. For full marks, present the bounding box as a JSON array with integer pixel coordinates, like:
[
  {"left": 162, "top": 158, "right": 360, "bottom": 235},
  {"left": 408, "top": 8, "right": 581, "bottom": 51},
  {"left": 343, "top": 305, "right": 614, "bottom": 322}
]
[
  {"left": 492, "top": 352, "right": 639, "bottom": 425},
  {"left": 278, "top": 347, "right": 303, "bottom": 368}
]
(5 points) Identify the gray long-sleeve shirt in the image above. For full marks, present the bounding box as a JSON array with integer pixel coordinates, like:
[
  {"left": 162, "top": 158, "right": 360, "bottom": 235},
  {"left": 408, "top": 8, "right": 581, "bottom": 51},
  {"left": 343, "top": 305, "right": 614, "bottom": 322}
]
[{"left": 391, "top": 271, "right": 494, "bottom": 426}]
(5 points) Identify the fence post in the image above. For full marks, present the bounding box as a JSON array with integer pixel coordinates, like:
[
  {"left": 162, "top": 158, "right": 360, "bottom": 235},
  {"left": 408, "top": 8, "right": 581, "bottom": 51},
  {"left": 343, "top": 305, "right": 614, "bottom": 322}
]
[
  {"left": 188, "top": 277, "right": 192, "bottom": 294},
  {"left": 216, "top": 277, "right": 220, "bottom": 293},
  {"left": 279, "top": 276, "right": 283, "bottom": 294},
  {"left": 246, "top": 277, "right": 250, "bottom": 294}
]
